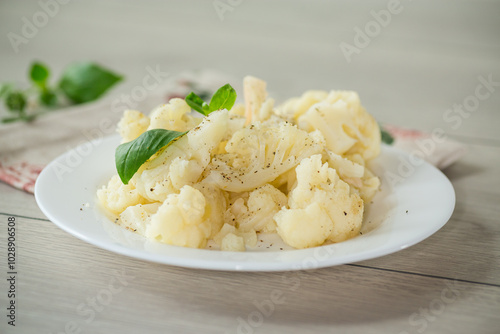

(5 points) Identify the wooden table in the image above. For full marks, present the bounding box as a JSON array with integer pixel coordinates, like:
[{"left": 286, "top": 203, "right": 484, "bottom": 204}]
[{"left": 1, "top": 1, "right": 499, "bottom": 333}]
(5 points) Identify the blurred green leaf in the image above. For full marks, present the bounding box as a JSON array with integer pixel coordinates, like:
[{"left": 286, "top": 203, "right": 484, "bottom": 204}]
[
  {"left": 59, "top": 62, "right": 123, "bottom": 104},
  {"left": 30, "top": 62, "right": 50, "bottom": 88},
  {"left": 381, "top": 128, "right": 395, "bottom": 145},
  {"left": 40, "top": 90, "right": 57, "bottom": 106},
  {"left": 5, "top": 91, "right": 26, "bottom": 113}
]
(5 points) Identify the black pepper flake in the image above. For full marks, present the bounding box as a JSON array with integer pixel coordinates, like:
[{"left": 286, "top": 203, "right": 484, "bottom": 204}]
[{"left": 343, "top": 211, "right": 347, "bottom": 216}]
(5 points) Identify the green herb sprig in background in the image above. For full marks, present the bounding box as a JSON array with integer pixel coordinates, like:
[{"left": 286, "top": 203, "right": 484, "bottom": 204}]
[{"left": 1, "top": 61, "right": 123, "bottom": 123}]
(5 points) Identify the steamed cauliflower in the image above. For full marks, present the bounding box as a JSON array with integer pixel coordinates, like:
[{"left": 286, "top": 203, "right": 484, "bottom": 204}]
[
  {"left": 145, "top": 185, "right": 211, "bottom": 248},
  {"left": 227, "top": 184, "right": 287, "bottom": 233},
  {"left": 243, "top": 76, "right": 274, "bottom": 124},
  {"left": 204, "top": 118, "right": 325, "bottom": 192},
  {"left": 275, "top": 155, "right": 364, "bottom": 248},
  {"left": 325, "top": 150, "right": 380, "bottom": 202},
  {"left": 99, "top": 76, "right": 381, "bottom": 251},
  {"left": 117, "top": 110, "right": 151, "bottom": 143},
  {"left": 147, "top": 98, "right": 200, "bottom": 132},
  {"left": 119, "top": 202, "right": 161, "bottom": 235},
  {"left": 297, "top": 91, "right": 380, "bottom": 161},
  {"left": 275, "top": 90, "right": 329, "bottom": 121},
  {"left": 212, "top": 223, "right": 257, "bottom": 251},
  {"left": 97, "top": 175, "right": 149, "bottom": 215},
  {"left": 192, "top": 181, "right": 228, "bottom": 238},
  {"left": 275, "top": 203, "right": 333, "bottom": 249}
]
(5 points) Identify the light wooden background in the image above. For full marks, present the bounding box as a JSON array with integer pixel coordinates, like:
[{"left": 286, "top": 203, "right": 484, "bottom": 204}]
[{"left": 1, "top": 1, "right": 499, "bottom": 333}]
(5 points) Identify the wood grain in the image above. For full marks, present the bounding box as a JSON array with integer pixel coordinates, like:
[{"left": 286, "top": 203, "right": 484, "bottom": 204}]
[{"left": 0, "top": 215, "right": 499, "bottom": 334}]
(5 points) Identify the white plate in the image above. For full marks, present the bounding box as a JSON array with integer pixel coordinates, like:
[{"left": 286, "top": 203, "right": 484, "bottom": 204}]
[{"left": 35, "top": 135, "right": 455, "bottom": 271}]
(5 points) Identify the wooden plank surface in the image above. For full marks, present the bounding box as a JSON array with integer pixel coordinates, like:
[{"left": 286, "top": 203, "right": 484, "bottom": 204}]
[
  {"left": 0, "top": 0, "right": 499, "bottom": 333},
  {"left": 0, "top": 215, "right": 499, "bottom": 334}
]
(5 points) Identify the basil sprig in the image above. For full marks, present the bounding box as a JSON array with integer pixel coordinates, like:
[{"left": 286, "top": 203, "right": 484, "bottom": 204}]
[
  {"left": 115, "top": 83, "right": 237, "bottom": 184},
  {"left": 185, "top": 83, "right": 236, "bottom": 115},
  {"left": 1, "top": 61, "right": 122, "bottom": 123}
]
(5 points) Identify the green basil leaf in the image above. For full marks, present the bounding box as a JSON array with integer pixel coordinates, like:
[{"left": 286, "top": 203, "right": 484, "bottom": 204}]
[
  {"left": 185, "top": 92, "right": 210, "bottom": 115},
  {"left": 30, "top": 62, "right": 50, "bottom": 88},
  {"left": 5, "top": 91, "right": 26, "bottom": 113},
  {"left": 381, "top": 128, "right": 394, "bottom": 145},
  {"left": 116, "top": 129, "right": 187, "bottom": 184},
  {"left": 59, "top": 62, "right": 123, "bottom": 104},
  {"left": 40, "top": 90, "right": 57, "bottom": 106},
  {"left": 208, "top": 83, "right": 236, "bottom": 112}
]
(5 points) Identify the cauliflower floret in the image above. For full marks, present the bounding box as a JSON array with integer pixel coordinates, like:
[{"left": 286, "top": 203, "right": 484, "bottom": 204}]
[
  {"left": 275, "top": 203, "right": 333, "bottom": 249},
  {"left": 298, "top": 91, "right": 380, "bottom": 161},
  {"left": 342, "top": 167, "right": 380, "bottom": 202},
  {"left": 243, "top": 76, "right": 273, "bottom": 124},
  {"left": 227, "top": 184, "right": 287, "bottom": 233},
  {"left": 213, "top": 223, "right": 237, "bottom": 245},
  {"left": 221, "top": 233, "right": 246, "bottom": 252},
  {"left": 324, "top": 150, "right": 365, "bottom": 178},
  {"left": 325, "top": 151, "right": 380, "bottom": 202},
  {"left": 134, "top": 110, "right": 229, "bottom": 202},
  {"left": 119, "top": 202, "right": 161, "bottom": 235},
  {"left": 117, "top": 110, "right": 150, "bottom": 143},
  {"left": 145, "top": 185, "right": 211, "bottom": 248},
  {"left": 275, "top": 90, "right": 329, "bottom": 121},
  {"left": 97, "top": 175, "right": 149, "bottom": 215},
  {"left": 204, "top": 118, "right": 324, "bottom": 192},
  {"left": 147, "top": 98, "right": 200, "bottom": 132},
  {"left": 213, "top": 223, "right": 257, "bottom": 250},
  {"left": 275, "top": 155, "right": 364, "bottom": 248},
  {"left": 230, "top": 103, "right": 246, "bottom": 117},
  {"left": 192, "top": 181, "right": 228, "bottom": 238}
]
